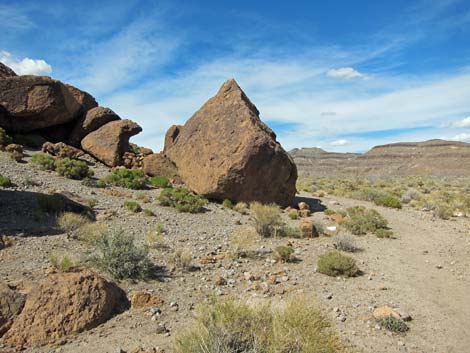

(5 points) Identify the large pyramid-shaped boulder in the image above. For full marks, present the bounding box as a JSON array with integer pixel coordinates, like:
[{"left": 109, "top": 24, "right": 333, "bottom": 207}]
[
  {"left": 164, "top": 79, "right": 297, "bottom": 206},
  {"left": 81, "top": 119, "right": 142, "bottom": 167},
  {"left": 0, "top": 75, "right": 82, "bottom": 132}
]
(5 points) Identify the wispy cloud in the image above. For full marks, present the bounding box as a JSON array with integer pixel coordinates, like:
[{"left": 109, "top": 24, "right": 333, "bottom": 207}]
[
  {"left": 326, "top": 67, "right": 368, "bottom": 80},
  {"left": 451, "top": 133, "right": 470, "bottom": 142},
  {"left": 330, "top": 139, "right": 349, "bottom": 146},
  {"left": 0, "top": 5, "right": 34, "bottom": 31},
  {"left": 0, "top": 51, "right": 52, "bottom": 75},
  {"left": 452, "top": 116, "right": 470, "bottom": 128}
]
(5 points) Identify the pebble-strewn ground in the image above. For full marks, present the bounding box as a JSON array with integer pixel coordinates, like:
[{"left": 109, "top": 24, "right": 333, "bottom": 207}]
[{"left": 1, "top": 150, "right": 469, "bottom": 353}]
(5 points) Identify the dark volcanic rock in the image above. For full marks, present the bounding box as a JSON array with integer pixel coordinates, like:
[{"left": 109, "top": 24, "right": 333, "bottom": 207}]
[
  {"left": 164, "top": 79, "right": 297, "bottom": 206},
  {"left": 0, "top": 76, "right": 82, "bottom": 132},
  {"left": 81, "top": 119, "right": 142, "bottom": 167}
]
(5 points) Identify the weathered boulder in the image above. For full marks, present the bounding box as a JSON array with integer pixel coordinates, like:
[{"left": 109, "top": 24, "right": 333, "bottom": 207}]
[
  {"left": 143, "top": 153, "right": 181, "bottom": 183},
  {"left": 2, "top": 270, "right": 128, "bottom": 347},
  {"left": 163, "top": 124, "right": 182, "bottom": 153},
  {"left": 64, "top": 84, "right": 98, "bottom": 112},
  {"left": 69, "top": 106, "right": 120, "bottom": 146},
  {"left": 81, "top": 119, "right": 142, "bottom": 167},
  {"left": 164, "top": 79, "right": 297, "bottom": 206},
  {"left": 41, "top": 141, "right": 84, "bottom": 159},
  {"left": 0, "top": 63, "right": 16, "bottom": 78},
  {"left": 0, "top": 283, "right": 26, "bottom": 337},
  {"left": 0, "top": 76, "right": 82, "bottom": 132}
]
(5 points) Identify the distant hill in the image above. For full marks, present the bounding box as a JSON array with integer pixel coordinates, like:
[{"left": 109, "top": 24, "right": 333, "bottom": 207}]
[{"left": 290, "top": 139, "right": 470, "bottom": 177}]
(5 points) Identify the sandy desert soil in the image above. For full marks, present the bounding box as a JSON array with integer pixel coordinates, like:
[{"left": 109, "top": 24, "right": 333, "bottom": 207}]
[{"left": 1, "top": 150, "right": 469, "bottom": 353}]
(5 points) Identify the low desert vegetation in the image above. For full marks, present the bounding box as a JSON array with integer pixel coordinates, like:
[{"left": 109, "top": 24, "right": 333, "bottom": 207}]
[
  {"left": 124, "top": 200, "right": 142, "bottom": 213},
  {"left": 170, "top": 248, "right": 193, "bottom": 271},
  {"left": 250, "top": 202, "right": 283, "bottom": 237},
  {"left": 173, "top": 296, "right": 349, "bottom": 353},
  {"left": 76, "top": 222, "right": 108, "bottom": 244},
  {"left": 49, "top": 254, "right": 76, "bottom": 272},
  {"left": 0, "top": 174, "right": 12, "bottom": 188},
  {"left": 54, "top": 157, "right": 93, "bottom": 180},
  {"left": 92, "top": 227, "right": 153, "bottom": 280},
  {"left": 143, "top": 208, "right": 155, "bottom": 216},
  {"left": 300, "top": 175, "right": 470, "bottom": 218},
  {"left": 31, "top": 153, "right": 56, "bottom": 171},
  {"left": 222, "top": 198, "right": 234, "bottom": 209},
  {"left": 158, "top": 187, "right": 208, "bottom": 213},
  {"left": 100, "top": 167, "right": 148, "bottom": 189},
  {"left": 341, "top": 206, "right": 391, "bottom": 237},
  {"left": 233, "top": 201, "right": 249, "bottom": 214},
  {"left": 36, "top": 193, "right": 66, "bottom": 214},
  {"left": 148, "top": 175, "right": 171, "bottom": 188},
  {"left": 57, "top": 212, "right": 91, "bottom": 237},
  {"left": 317, "top": 251, "right": 359, "bottom": 277},
  {"left": 272, "top": 245, "right": 295, "bottom": 263},
  {"left": 0, "top": 127, "right": 13, "bottom": 146},
  {"left": 288, "top": 209, "right": 299, "bottom": 219},
  {"left": 380, "top": 315, "right": 409, "bottom": 333},
  {"left": 333, "top": 234, "right": 359, "bottom": 252},
  {"left": 146, "top": 224, "right": 167, "bottom": 249},
  {"left": 229, "top": 226, "right": 259, "bottom": 258}
]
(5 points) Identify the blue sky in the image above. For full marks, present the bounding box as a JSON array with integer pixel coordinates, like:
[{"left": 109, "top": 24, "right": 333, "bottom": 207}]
[{"left": 1, "top": 0, "right": 470, "bottom": 153}]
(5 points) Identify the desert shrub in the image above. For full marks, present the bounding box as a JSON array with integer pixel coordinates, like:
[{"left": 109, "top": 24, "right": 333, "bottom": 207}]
[
  {"left": 250, "top": 202, "right": 284, "bottom": 237},
  {"left": 148, "top": 176, "right": 171, "bottom": 188},
  {"left": 342, "top": 206, "right": 389, "bottom": 235},
  {"left": 100, "top": 167, "right": 148, "bottom": 189},
  {"left": 57, "top": 212, "right": 91, "bottom": 236},
  {"left": 146, "top": 224, "right": 166, "bottom": 249},
  {"left": 158, "top": 187, "right": 208, "bottom": 213},
  {"left": 401, "top": 189, "right": 422, "bottom": 204},
  {"left": 278, "top": 225, "right": 303, "bottom": 238},
  {"left": 143, "top": 208, "right": 155, "bottom": 216},
  {"left": 171, "top": 248, "right": 193, "bottom": 271},
  {"left": 229, "top": 226, "right": 258, "bottom": 258},
  {"left": 272, "top": 245, "right": 295, "bottom": 263},
  {"left": 54, "top": 158, "right": 93, "bottom": 180},
  {"left": 135, "top": 191, "right": 150, "bottom": 203},
  {"left": 49, "top": 254, "right": 75, "bottom": 272},
  {"left": 124, "top": 200, "right": 142, "bottom": 213},
  {"left": 288, "top": 209, "right": 299, "bottom": 220},
  {"left": 317, "top": 251, "right": 359, "bottom": 277},
  {"left": 333, "top": 234, "right": 358, "bottom": 252},
  {"left": 31, "top": 153, "right": 55, "bottom": 171},
  {"left": 374, "top": 194, "right": 402, "bottom": 209},
  {"left": 375, "top": 228, "right": 394, "bottom": 239},
  {"left": 37, "top": 194, "right": 65, "bottom": 214},
  {"left": 324, "top": 209, "right": 336, "bottom": 216},
  {"left": 0, "top": 127, "right": 12, "bottom": 145},
  {"left": 92, "top": 227, "right": 152, "bottom": 280},
  {"left": 0, "top": 175, "right": 12, "bottom": 188},
  {"left": 9, "top": 150, "right": 23, "bottom": 162},
  {"left": 222, "top": 199, "right": 234, "bottom": 209},
  {"left": 380, "top": 315, "right": 409, "bottom": 333},
  {"left": 433, "top": 204, "right": 453, "bottom": 220},
  {"left": 233, "top": 201, "right": 249, "bottom": 214},
  {"left": 77, "top": 222, "right": 108, "bottom": 244},
  {"left": 173, "top": 297, "right": 347, "bottom": 353}
]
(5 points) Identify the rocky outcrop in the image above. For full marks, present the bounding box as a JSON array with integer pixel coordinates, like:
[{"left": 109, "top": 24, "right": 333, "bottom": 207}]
[
  {"left": 2, "top": 270, "right": 128, "bottom": 348},
  {"left": 41, "top": 141, "right": 84, "bottom": 159},
  {"left": 143, "top": 153, "right": 181, "bottom": 183},
  {"left": 64, "top": 84, "right": 98, "bottom": 112},
  {"left": 0, "top": 75, "right": 82, "bottom": 132},
  {"left": 69, "top": 106, "right": 120, "bottom": 146},
  {"left": 0, "top": 63, "right": 16, "bottom": 78},
  {"left": 81, "top": 119, "right": 142, "bottom": 167},
  {"left": 164, "top": 79, "right": 297, "bottom": 206},
  {"left": 163, "top": 124, "right": 182, "bottom": 153},
  {"left": 0, "top": 283, "right": 25, "bottom": 337}
]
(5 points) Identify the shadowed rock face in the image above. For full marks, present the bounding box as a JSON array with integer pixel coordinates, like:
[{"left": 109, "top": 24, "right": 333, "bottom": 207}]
[
  {"left": 164, "top": 79, "right": 297, "bottom": 206},
  {"left": 0, "top": 63, "right": 17, "bottom": 78},
  {"left": 0, "top": 76, "right": 82, "bottom": 132}
]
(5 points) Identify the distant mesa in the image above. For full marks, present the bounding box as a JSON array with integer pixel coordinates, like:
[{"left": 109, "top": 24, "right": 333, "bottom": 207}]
[
  {"left": 291, "top": 139, "right": 470, "bottom": 177},
  {"left": 0, "top": 62, "right": 296, "bottom": 206}
]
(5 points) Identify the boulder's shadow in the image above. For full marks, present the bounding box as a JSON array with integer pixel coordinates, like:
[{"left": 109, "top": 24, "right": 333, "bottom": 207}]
[
  {"left": 0, "top": 189, "right": 94, "bottom": 236},
  {"left": 294, "top": 195, "right": 326, "bottom": 213}
]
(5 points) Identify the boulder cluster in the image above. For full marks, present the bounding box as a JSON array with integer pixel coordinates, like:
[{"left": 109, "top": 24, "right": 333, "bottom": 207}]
[{"left": 0, "top": 62, "right": 297, "bottom": 205}]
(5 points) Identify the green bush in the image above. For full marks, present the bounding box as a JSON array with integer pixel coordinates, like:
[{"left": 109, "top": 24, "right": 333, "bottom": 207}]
[
  {"left": 0, "top": 127, "right": 12, "bottom": 145},
  {"left": 380, "top": 315, "right": 409, "bottom": 333},
  {"left": 148, "top": 176, "right": 171, "bottom": 188},
  {"left": 92, "top": 228, "right": 153, "bottom": 280},
  {"left": 143, "top": 208, "right": 155, "bottom": 216},
  {"left": 54, "top": 158, "right": 93, "bottom": 180},
  {"left": 173, "top": 297, "right": 348, "bottom": 353},
  {"left": 222, "top": 199, "right": 234, "bottom": 209},
  {"left": 250, "top": 202, "right": 284, "bottom": 237},
  {"left": 37, "top": 194, "right": 65, "bottom": 214},
  {"left": 317, "top": 251, "right": 359, "bottom": 277},
  {"left": 375, "top": 228, "right": 394, "bottom": 239},
  {"left": 374, "top": 194, "right": 402, "bottom": 209},
  {"left": 100, "top": 167, "right": 148, "bottom": 189},
  {"left": 124, "top": 200, "right": 142, "bottom": 213},
  {"left": 288, "top": 209, "right": 299, "bottom": 219},
  {"left": 333, "top": 234, "right": 358, "bottom": 252},
  {"left": 342, "top": 206, "right": 389, "bottom": 235},
  {"left": 49, "top": 254, "right": 76, "bottom": 272},
  {"left": 0, "top": 175, "right": 12, "bottom": 188},
  {"left": 158, "top": 187, "right": 208, "bottom": 213},
  {"left": 272, "top": 245, "right": 295, "bottom": 262},
  {"left": 31, "top": 153, "right": 55, "bottom": 171}
]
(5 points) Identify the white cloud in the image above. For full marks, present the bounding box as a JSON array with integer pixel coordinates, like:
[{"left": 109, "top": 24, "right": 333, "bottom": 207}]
[
  {"left": 451, "top": 133, "right": 470, "bottom": 142},
  {"left": 326, "top": 67, "right": 367, "bottom": 80},
  {"left": 453, "top": 116, "right": 470, "bottom": 128},
  {"left": 330, "top": 139, "right": 349, "bottom": 146},
  {"left": 0, "top": 51, "right": 52, "bottom": 75}
]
